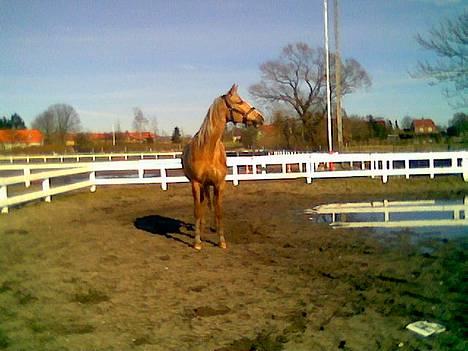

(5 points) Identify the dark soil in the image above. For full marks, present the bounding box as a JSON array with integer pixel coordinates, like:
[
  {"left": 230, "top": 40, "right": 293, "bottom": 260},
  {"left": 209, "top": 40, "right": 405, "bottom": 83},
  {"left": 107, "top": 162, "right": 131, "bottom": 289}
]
[{"left": 1, "top": 177, "right": 467, "bottom": 350}]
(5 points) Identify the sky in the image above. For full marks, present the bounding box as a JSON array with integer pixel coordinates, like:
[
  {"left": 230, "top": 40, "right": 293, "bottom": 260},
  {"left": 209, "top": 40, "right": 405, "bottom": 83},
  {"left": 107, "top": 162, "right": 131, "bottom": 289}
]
[{"left": 0, "top": 0, "right": 465, "bottom": 135}]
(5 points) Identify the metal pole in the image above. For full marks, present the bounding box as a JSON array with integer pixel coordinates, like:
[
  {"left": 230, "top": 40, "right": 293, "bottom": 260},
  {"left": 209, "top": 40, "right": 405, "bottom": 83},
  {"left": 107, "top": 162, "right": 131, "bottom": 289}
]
[
  {"left": 334, "top": 0, "right": 343, "bottom": 150},
  {"left": 324, "top": 0, "right": 333, "bottom": 152}
]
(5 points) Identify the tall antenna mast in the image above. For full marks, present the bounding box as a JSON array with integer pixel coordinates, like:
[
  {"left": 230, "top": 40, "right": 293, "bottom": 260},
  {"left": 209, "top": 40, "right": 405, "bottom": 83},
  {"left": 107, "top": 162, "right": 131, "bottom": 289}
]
[
  {"left": 334, "top": 0, "right": 343, "bottom": 150},
  {"left": 324, "top": 0, "right": 333, "bottom": 152}
]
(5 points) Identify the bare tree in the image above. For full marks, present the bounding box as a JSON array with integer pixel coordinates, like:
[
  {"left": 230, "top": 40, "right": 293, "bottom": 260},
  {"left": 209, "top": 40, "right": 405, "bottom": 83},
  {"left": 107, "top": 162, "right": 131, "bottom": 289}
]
[
  {"left": 32, "top": 110, "right": 56, "bottom": 143},
  {"left": 132, "top": 107, "right": 149, "bottom": 133},
  {"left": 413, "top": 12, "right": 467, "bottom": 108},
  {"left": 401, "top": 116, "right": 413, "bottom": 130},
  {"left": 52, "top": 104, "right": 81, "bottom": 144},
  {"left": 249, "top": 42, "right": 371, "bottom": 131},
  {"left": 32, "top": 104, "right": 80, "bottom": 144},
  {"left": 149, "top": 115, "right": 159, "bottom": 141}
]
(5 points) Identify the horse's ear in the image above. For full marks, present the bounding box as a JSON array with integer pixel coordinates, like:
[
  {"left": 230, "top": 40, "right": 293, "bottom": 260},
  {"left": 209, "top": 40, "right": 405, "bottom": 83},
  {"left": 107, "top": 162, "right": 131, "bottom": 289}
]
[{"left": 228, "top": 84, "right": 238, "bottom": 95}]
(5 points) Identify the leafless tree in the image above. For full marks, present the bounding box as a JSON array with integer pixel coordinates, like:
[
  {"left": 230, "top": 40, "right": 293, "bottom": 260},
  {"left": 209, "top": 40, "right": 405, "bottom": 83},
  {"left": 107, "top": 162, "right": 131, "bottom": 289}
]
[
  {"left": 149, "top": 115, "right": 159, "bottom": 140},
  {"left": 401, "top": 116, "right": 414, "bottom": 130},
  {"left": 32, "top": 110, "right": 55, "bottom": 143},
  {"left": 53, "top": 104, "right": 81, "bottom": 144},
  {"left": 413, "top": 12, "right": 467, "bottom": 108},
  {"left": 249, "top": 42, "right": 371, "bottom": 129},
  {"left": 132, "top": 107, "right": 149, "bottom": 133},
  {"left": 32, "top": 104, "right": 80, "bottom": 144}
]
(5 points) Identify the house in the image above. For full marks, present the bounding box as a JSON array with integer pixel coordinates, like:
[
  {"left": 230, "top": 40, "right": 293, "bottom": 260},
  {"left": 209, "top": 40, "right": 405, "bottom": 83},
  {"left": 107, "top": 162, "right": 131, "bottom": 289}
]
[
  {"left": 412, "top": 119, "right": 437, "bottom": 134},
  {"left": 258, "top": 124, "right": 276, "bottom": 137},
  {"left": 0, "top": 129, "right": 43, "bottom": 149},
  {"left": 122, "top": 131, "right": 156, "bottom": 143}
]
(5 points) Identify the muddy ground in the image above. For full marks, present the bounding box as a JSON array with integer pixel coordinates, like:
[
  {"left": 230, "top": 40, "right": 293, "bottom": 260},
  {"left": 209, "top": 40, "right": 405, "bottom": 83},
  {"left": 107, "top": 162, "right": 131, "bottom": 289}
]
[{"left": 0, "top": 177, "right": 467, "bottom": 351}]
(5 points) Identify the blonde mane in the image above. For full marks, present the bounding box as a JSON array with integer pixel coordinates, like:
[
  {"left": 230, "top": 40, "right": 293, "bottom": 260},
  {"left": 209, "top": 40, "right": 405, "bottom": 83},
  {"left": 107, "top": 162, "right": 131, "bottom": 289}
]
[{"left": 195, "top": 97, "right": 222, "bottom": 147}]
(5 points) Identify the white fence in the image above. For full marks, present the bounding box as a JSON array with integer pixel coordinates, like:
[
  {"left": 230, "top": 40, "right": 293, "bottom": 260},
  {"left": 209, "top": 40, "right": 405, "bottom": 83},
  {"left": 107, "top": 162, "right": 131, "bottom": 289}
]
[
  {"left": 1, "top": 151, "right": 467, "bottom": 214},
  {"left": 0, "top": 151, "right": 181, "bottom": 164}
]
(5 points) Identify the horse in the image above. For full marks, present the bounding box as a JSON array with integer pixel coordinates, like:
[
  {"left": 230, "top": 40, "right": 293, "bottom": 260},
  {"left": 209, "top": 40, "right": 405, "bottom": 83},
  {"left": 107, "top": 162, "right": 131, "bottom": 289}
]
[{"left": 182, "top": 84, "right": 264, "bottom": 250}]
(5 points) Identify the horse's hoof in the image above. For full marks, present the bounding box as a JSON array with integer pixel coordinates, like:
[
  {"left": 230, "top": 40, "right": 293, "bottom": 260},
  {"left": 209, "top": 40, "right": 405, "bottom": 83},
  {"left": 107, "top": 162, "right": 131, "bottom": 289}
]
[
  {"left": 194, "top": 243, "right": 202, "bottom": 251},
  {"left": 219, "top": 242, "right": 227, "bottom": 249}
]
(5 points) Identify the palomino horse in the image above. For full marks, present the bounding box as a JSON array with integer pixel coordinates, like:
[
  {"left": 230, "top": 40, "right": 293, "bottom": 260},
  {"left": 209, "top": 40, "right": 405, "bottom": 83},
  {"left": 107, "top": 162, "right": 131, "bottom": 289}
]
[{"left": 182, "top": 84, "right": 264, "bottom": 250}]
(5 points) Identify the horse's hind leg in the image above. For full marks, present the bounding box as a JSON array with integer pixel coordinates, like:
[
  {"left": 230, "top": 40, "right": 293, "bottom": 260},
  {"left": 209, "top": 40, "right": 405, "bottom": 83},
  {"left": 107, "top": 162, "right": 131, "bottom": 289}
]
[
  {"left": 214, "top": 182, "right": 226, "bottom": 249},
  {"left": 191, "top": 181, "right": 205, "bottom": 250}
]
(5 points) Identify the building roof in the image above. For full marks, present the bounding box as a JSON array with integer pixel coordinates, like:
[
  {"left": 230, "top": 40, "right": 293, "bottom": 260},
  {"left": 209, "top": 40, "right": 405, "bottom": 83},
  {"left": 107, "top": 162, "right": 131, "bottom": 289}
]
[
  {"left": 412, "top": 118, "right": 436, "bottom": 128},
  {"left": 0, "top": 129, "right": 43, "bottom": 144},
  {"left": 259, "top": 124, "right": 276, "bottom": 134}
]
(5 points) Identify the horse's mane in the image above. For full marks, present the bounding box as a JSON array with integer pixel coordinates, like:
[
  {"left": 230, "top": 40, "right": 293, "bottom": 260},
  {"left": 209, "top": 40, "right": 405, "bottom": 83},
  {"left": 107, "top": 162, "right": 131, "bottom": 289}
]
[{"left": 195, "top": 96, "right": 222, "bottom": 147}]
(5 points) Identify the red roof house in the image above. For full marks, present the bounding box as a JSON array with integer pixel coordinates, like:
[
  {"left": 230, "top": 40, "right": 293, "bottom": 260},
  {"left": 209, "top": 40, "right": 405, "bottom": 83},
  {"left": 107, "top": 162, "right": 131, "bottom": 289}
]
[
  {"left": 412, "top": 119, "right": 437, "bottom": 134},
  {"left": 0, "top": 129, "right": 43, "bottom": 149}
]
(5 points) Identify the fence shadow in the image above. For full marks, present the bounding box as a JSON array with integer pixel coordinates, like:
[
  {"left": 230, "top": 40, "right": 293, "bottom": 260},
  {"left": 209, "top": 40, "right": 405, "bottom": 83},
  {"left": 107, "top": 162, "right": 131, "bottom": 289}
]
[{"left": 134, "top": 215, "right": 217, "bottom": 248}]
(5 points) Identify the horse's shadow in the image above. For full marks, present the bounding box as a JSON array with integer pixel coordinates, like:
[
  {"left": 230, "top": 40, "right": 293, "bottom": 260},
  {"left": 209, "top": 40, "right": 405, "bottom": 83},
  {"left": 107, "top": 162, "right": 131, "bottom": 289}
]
[{"left": 134, "top": 215, "right": 217, "bottom": 248}]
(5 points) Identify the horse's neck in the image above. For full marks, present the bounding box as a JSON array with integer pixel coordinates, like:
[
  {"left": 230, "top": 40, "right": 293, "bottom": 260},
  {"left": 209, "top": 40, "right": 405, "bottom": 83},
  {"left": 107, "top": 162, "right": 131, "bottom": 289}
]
[
  {"left": 196, "top": 100, "right": 226, "bottom": 153},
  {"left": 200, "top": 119, "right": 225, "bottom": 153}
]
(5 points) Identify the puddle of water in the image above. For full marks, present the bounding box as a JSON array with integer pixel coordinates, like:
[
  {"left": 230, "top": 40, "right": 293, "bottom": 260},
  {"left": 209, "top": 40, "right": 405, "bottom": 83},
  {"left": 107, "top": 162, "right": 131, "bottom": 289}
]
[{"left": 307, "top": 198, "right": 468, "bottom": 240}]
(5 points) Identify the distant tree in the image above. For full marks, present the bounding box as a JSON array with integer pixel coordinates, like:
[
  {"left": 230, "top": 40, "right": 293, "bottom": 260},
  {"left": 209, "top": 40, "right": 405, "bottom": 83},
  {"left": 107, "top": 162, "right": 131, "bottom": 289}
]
[
  {"left": 347, "top": 115, "right": 372, "bottom": 142},
  {"left": 132, "top": 107, "right": 149, "bottom": 133},
  {"left": 0, "top": 116, "right": 8, "bottom": 129},
  {"left": 149, "top": 115, "right": 159, "bottom": 141},
  {"left": 171, "top": 126, "right": 182, "bottom": 144},
  {"left": 74, "top": 133, "right": 94, "bottom": 152},
  {"left": 447, "top": 112, "right": 468, "bottom": 137},
  {"left": 32, "top": 110, "right": 56, "bottom": 143},
  {"left": 53, "top": 104, "right": 80, "bottom": 144},
  {"left": 0, "top": 113, "right": 26, "bottom": 129},
  {"left": 10, "top": 113, "right": 26, "bottom": 129},
  {"left": 249, "top": 42, "right": 371, "bottom": 144},
  {"left": 32, "top": 104, "right": 81, "bottom": 145},
  {"left": 412, "top": 12, "right": 467, "bottom": 108},
  {"left": 401, "top": 116, "right": 413, "bottom": 130},
  {"left": 241, "top": 126, "right": 259, "bottom": 149}
]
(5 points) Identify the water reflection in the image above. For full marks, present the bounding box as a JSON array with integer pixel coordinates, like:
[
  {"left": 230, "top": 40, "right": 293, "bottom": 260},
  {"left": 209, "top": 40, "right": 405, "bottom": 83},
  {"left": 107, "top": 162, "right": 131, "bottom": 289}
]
[{"left": 306, "top": 197, "right": 468, "bottom": 237}]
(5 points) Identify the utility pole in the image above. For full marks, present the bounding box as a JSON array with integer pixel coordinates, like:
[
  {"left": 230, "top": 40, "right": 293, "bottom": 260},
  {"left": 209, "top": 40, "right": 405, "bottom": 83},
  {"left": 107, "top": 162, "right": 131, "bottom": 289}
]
[
  {"left": 334, "top": 0, "right": 343, "bottom": 150},
  {"left": 323, "top": 0, "right": 333, "bottom": 153}
]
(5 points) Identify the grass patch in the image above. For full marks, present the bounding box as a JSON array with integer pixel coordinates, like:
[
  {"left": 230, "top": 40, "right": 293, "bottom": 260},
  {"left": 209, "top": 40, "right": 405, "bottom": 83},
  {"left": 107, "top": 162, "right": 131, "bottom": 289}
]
[
  {"left": 0, "top": 281, "right": 14, "bottom": 294},
  {"left": 0, "top": 328, "right": 10, "bottom": 349},
  {"left": 72, "top": 288, "right": 110, "bottom": 304},
  {"left": 15, "top": 289, "right": 37, "bottom": 305},
  {"left": 55, "top": 322, "right": 95, "bottom": 335},
  {"left": 216, "top": 331, "right": 285, "bottom": 351}
]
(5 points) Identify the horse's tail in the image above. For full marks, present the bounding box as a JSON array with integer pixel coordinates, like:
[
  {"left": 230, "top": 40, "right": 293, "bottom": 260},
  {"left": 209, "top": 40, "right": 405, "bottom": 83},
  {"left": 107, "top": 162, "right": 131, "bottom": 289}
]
[{"left": 203, "top": 185, "right": 212, "bottom": 210}]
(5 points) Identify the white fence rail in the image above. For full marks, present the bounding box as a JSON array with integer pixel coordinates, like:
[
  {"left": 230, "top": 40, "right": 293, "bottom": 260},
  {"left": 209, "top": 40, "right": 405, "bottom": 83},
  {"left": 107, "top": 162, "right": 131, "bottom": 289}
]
[
  {"left": 1, "top": 151, "right": 467, "bottom": 214},
  {"left": 0, "top": 151, "right": 182, "bottom": 164}
]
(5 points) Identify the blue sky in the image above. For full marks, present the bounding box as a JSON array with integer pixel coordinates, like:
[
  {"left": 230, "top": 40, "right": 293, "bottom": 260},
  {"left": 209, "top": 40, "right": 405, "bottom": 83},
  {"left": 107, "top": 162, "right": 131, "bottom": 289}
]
[{"left": 0, "top": 0, "right": 465, "bottom": 135}]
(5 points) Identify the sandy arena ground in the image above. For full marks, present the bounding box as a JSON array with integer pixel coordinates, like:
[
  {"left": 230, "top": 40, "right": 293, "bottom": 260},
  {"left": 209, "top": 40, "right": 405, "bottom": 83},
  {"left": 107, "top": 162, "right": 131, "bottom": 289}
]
[{"left": 1, "top": 177, "right": 467, "bottom": 350}]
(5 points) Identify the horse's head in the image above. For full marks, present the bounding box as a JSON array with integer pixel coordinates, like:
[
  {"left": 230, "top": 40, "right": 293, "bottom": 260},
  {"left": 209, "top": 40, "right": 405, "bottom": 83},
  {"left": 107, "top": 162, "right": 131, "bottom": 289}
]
[{"left": 222, "top": 84, "right": 264, "bottom": 127}]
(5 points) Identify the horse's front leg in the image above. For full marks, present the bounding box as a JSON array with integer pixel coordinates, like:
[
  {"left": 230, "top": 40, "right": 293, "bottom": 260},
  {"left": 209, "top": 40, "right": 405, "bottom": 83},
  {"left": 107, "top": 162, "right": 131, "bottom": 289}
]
[
  {"left": 214, "top": 182, "right": 226, "bottom": 249},
  {"left": 191, "top": 181, "right": 205, "bottom": 250}
]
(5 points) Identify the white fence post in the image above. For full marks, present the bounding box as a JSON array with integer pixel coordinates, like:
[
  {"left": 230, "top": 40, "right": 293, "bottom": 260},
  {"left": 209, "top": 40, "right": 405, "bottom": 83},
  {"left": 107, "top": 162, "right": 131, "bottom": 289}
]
[
  {"left": 232, "top": 162, "right": 239, "bottom": 186},
  {"left": 429, "top": 156, "right": 435, "bottom": 179},
  {"left": 160, "top": 168, "right": 167, "bottom": 190},
  {"left": 463, "top": 157, "right": 468, "bottom": 182},
  {"left": 24, "top": 168, "right": 31, "bottom": 187},
  {"left": 382, "top": 157, "right": 388, "bottom": 184},
  {"left": 405, "top": 158, "right": 410, "bottom": 179},
  {"left": 90, "top": 171, "right": 96, "bottom": 192},
  {"left": 42, "top": 178, "right": 51, "bottom": 202},
  {"left": 1, "top": 185, "right": 8, "bottom": 214}
]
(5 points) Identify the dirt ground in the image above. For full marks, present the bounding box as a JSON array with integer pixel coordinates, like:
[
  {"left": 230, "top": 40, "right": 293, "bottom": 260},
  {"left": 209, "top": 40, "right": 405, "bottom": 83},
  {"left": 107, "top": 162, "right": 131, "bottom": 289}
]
[{"left": 1, "top": 177, "right": 467, "bottom": 351}]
